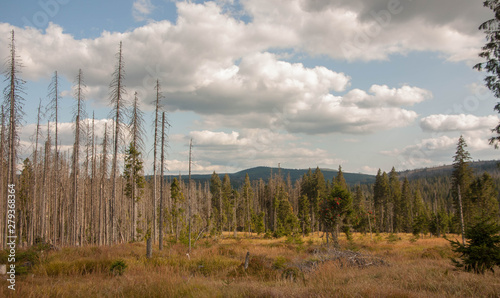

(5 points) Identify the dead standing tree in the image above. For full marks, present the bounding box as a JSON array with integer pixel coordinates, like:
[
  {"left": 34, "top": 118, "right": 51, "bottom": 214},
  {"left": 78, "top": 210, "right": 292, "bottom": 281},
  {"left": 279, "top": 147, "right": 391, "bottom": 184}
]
[
  {"left": 47, "top": 71, "right": 60, "bottom": 245},
  {"left": 127, "top": 91, "right": 146, "bottom": 241},
  {"left": 72, "top": 69, "right": 86, "bottom": 246},
  {"left": 3, "top": 30, "right": 25, "bottom": 248},
  {"left": 109, "top": 41, "right": 127, "bottom": 244}
]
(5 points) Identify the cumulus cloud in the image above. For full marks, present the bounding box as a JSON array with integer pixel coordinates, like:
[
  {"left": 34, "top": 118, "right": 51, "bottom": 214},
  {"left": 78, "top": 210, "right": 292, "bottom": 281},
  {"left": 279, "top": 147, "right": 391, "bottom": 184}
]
[
  {"left": 171, "top": 129, "right": 344, "bottom": 173},
  {"left": 343, "top": 85, "right": 432, "bottom": 108},
  {"left": 0, "top": 0, "right": 470, "bottom": 141},
  {"left": 382, "top": 131, "right": 495, "bottom": 169},
  {"left": 420, "top": 114, "right": 499, "bottom": 132},
  {"left": 242, "top": 0, "right": 486, "bottom": 62}
]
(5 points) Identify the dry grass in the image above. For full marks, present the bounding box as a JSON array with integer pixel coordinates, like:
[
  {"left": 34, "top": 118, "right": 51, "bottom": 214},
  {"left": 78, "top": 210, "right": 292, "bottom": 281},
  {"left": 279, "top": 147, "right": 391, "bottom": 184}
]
[{"left": 1, "top": 233, "right": 499, "bottom": 297}]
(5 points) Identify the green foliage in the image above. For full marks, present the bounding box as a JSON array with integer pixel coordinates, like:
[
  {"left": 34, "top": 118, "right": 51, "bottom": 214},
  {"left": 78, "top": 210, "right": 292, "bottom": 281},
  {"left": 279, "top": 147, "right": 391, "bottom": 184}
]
[
  {"left": 210, "top": 172, "right": 223, "bottom": 235},
  {"left": 451, "top": 135, "right": 474, "bottom": 228},
  {"left": 474, "top": 0, "right": 500, "bottom": 147},
  {"left": 171, "top": 178, "right": 185, "bottom": 240},
  {"left": 252, "top": 211, "right": 265, "bottom": 235},
  {"left": 274, "top": 186, "right": 299, "bottom": 237},
  {"left": 449, "top": 218, "right": 500, "bottom": 274},
  {"left": 123, "top": 143, "right": 145, "bottom": 202},
  {"left": 319, "top": 185, "right": 353, "bottom": 245},
  {"left": 298, "top": 195, "right": 311, "bottom": 235},
  {"left": 469, "top": 172, "right": 500, "bottom": 224},
  {"left": 272, "top": 256, "right": 288, "bottom": 270},
  {"left": 110, "top": 259, "right": 127, "bottom": 276}
]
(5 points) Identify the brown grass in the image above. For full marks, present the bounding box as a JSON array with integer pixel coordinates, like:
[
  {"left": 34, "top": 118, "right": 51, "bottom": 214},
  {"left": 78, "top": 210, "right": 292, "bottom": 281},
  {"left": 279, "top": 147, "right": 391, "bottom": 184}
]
[{"left": 1, "top": 232, "right": 499, "bottom": 297}]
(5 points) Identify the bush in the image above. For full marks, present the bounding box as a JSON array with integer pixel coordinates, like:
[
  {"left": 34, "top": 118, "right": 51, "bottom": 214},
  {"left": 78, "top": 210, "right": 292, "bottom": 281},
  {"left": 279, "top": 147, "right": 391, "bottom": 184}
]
[
  {"left": 110, "top": 259, "right": 127, "bottom": 276},
  {"left": 449, "top": 219, "right": 500, "bottom": 274}
]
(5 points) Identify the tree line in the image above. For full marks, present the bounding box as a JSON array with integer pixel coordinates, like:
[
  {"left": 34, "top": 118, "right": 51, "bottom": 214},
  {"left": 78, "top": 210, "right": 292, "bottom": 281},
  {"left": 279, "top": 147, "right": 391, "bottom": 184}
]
[{"left": 2, "top": 31, "right": 499, "bottom": 250}]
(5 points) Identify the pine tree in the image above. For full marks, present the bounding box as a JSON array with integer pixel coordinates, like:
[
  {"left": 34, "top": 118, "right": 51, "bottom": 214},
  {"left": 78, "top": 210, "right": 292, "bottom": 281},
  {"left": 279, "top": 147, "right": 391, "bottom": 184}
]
[
  {"left": 170, "top": 178, "right": 185, "bottom": 241},
  {"left": 123, "top": 143, "right": 145, "bottom": 241},
  {"left": 373, "top": 170, "right": 390, "bottom": 232},
  {"left": 320, "top": 185, "right": 353, "bottom": 247},
  {"left": 242, "top": 174, "right": 254, "bottom": 234},
  {"left": 298, "top": 195, "right": 311, "bottom": 236},
  {"left": 222, "top": 174, "right": 232, "bottom": 232},
  {"left": 474, "top": 0, "right": 500, "bottom": 147},
  {"left": 334, "top": 165, "right": 348, "bottom": 190},
  {"left": 469, "top": 172, "right": 499, "bottom": 222},
  {"left": 274, "top": 185, "right": 298, "bottom": 237},
  {"left": 389, "top": 167, "right": 401, "bottom": 233},
  {"left": 452, "top": 135, "right": 474, "bottom": 229},
  {"left": 400, "top": 177, "right": 413, "bottom": 233}
]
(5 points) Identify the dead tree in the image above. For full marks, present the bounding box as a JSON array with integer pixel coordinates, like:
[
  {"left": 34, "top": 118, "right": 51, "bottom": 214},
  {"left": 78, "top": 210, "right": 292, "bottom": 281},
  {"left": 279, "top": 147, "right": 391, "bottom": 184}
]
[
  {"left": 127, "top": 91, "right": 145, "bottom": 241},
  {"left": 71, "top": 69, "right": 86, "bottom": 245},
  {"left": 3, "top": 30, "right": 25, "bottom": 248},
  {"left": 152, "top": 79, "right": 163, "bottom": 244},
  {"left": 47, "top": 71, "right": 60, "bottom": 245},
  {"left": 109, "top": 41, "right": 127, "bottom": 244},
  {"left": 159, "top": 112, "right": 166, "bottom": 250}
]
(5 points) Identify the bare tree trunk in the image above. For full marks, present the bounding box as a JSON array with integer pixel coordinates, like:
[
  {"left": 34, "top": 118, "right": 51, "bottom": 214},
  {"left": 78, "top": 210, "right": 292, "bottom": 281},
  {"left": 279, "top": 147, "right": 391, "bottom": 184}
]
[
  {"left": 159, "top": 112, "right": 166, "bottom": 251},
  {"left": 188, "top": 139, "right": 192, "bottom": 252},
  {"left": 458, "top": 185, "right": 466, "bottom": 245},
  {"left": 5, "top": 30, "right": 25, "bottom": 248},
  {"left": 0, "top": 106, "right": 6, "bottom": 248},
  {"left": 110, "top": 41, "right": 126, "bottom": 244},
  {"left": 152, "top": 80, "right": 162, "bottom": 244},
  {"left": 30, "top": 99, "right": 42, "bottom": 245},
  {"left": 90, "top": 114, "right": 96, "bottom": 244}
]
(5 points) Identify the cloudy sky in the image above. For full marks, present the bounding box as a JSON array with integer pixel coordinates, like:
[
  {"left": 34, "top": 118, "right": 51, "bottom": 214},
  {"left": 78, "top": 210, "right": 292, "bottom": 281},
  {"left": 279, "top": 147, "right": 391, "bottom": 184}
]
[{"left": 0, "top": 0, "right": 498, "bottom": 175}]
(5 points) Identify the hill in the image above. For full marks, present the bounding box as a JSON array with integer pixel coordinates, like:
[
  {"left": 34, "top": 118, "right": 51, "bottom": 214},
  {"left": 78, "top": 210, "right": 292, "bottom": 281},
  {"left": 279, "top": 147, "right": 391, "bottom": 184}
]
[
  {"left": 159, "top": 160, "right": 500, "bottom": 188},
  {"left": 164, "top": 166, "right": 376, "bottom": 187},
  {"left": 399, "top": 159, "right": 500, "bottom": 180}
]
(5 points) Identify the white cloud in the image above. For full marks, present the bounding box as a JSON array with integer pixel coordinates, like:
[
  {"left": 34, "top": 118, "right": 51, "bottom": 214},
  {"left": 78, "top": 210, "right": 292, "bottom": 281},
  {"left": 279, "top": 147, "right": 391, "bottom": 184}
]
[
  {"left": 382, "top": 131, "right": 496, "bottom": 169},
  {"left": 241, "top": 0, "right": 485, "bottom": 62},
  {"left": 170, "top": 129, "right": 344, "bottom": 173},
  {"left": 420, "top": 114, "right": 499, "bottom": 132},
  {"left": 0, "top": 0, "right": 476, "bottom": 152},
  {"left": 132, "top": 0, "right": 155, "bottom": 22},
  {"left": 343, "top": 85, "right": 432, "bottom": 108}
]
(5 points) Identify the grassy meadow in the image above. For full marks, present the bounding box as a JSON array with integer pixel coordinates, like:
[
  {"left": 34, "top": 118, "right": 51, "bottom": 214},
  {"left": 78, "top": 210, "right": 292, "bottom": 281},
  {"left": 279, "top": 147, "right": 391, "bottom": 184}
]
[{"left": 1, "top": 233, "right": 499, "bottom": 297}]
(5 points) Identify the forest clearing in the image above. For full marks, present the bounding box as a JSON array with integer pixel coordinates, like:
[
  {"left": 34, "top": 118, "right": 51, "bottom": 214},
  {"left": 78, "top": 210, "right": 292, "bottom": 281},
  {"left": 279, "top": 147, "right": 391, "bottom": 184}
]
[
  {"left": 0, "top": 232, "right": 499, "bottom": 297},
  {"left": 4, "top": 1, "right": 500, "bottom": 296}
]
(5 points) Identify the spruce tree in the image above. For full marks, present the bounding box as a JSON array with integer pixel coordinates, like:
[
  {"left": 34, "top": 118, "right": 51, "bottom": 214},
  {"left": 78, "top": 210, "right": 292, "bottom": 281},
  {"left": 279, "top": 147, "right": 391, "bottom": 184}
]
[
  {"left": 452, "top": 135, "right": 474, "bottom": 229},
  {"left": 474, "top": 0, "right": 500, "bottom": 147}
]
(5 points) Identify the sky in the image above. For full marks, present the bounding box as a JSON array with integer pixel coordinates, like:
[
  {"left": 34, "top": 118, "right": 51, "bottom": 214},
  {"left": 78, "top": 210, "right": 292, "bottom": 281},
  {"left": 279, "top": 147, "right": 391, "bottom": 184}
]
[{"left": 0, "top": 0, "right": 498, "bottom": 175}]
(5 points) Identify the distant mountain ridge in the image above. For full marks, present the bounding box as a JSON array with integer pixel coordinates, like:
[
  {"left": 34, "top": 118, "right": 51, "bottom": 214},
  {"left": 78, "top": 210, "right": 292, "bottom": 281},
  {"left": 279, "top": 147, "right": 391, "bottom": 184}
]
[
  {"left": 398, "top": 160, "right": 500, "bottom": 180},
  {"left": 165, "top": 166, "right": 375, "bottom": 187},
  {"left": 159, "top": 160, "right": 500, "bottom": 187}
]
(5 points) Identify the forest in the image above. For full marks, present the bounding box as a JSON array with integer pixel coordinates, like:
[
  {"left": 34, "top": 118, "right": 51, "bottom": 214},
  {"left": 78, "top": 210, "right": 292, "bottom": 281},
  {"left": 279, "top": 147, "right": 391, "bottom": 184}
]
[{"left": 2, "top": 29, "right": 500, "bottom": 253}]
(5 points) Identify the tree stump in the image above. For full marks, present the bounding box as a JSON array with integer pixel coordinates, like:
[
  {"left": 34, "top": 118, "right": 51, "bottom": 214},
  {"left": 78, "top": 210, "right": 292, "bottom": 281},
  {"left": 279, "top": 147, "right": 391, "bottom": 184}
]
[{"left": 244, "top": 251, "right": 250, "bottom": 271}]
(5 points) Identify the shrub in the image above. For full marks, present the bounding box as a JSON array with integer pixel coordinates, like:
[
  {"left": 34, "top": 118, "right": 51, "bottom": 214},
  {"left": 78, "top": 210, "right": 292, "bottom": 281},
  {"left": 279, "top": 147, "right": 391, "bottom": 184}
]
[
  {"left": 110, "top": 259, "right": 127, "bottom": 276},
  {"left": 449, "top": 219, "right": 500, "bottom": 274}
]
